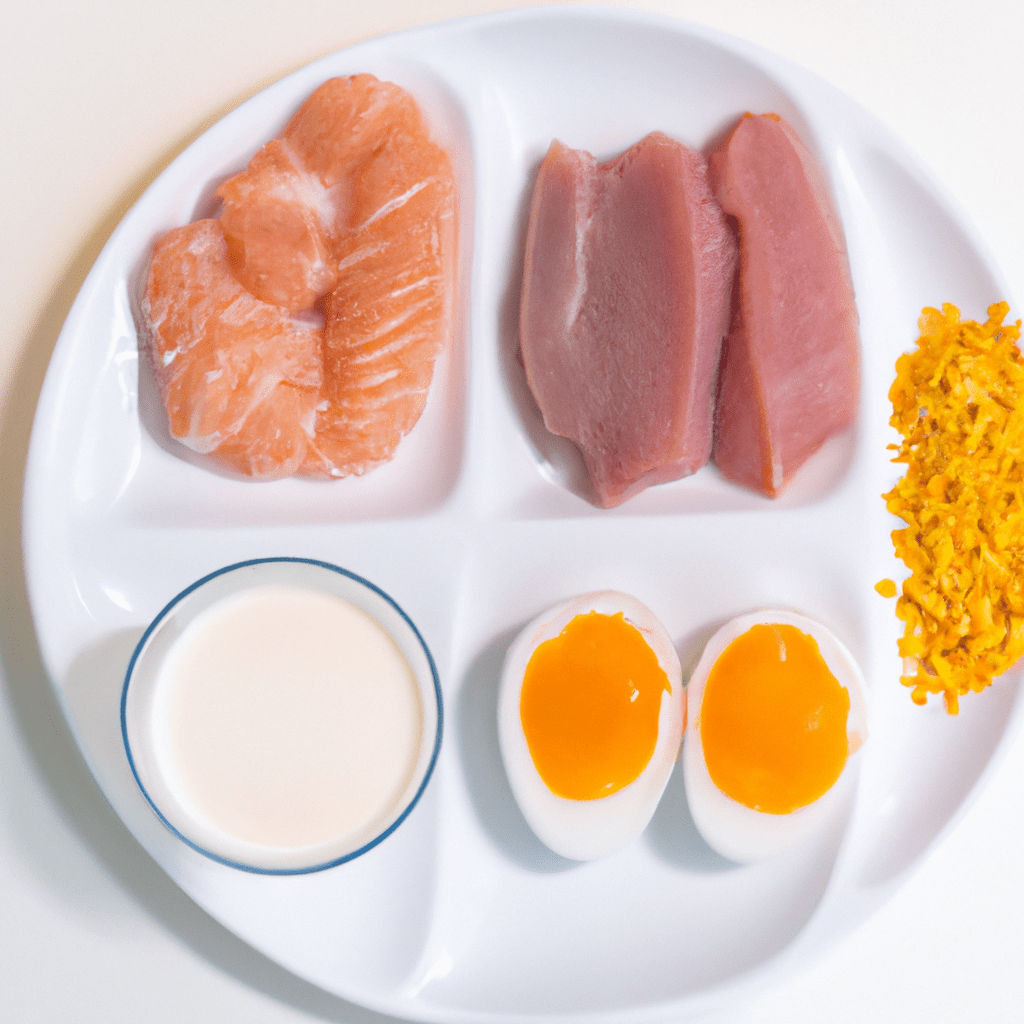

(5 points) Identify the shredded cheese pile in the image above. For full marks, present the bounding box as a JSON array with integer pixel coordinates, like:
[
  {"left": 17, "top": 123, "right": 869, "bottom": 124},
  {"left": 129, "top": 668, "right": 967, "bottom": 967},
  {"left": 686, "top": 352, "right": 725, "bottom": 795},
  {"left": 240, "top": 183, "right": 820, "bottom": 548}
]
[{"left": 883, "top": 302, "right": 1024, "bottom": 713}]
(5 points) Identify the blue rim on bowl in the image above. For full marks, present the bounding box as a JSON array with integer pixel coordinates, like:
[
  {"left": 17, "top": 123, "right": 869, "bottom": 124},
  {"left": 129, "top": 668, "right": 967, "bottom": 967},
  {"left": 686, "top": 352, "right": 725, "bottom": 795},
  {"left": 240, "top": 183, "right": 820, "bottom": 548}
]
[{"left": 121, "top": 556, "right": 443, "bottom": 875}]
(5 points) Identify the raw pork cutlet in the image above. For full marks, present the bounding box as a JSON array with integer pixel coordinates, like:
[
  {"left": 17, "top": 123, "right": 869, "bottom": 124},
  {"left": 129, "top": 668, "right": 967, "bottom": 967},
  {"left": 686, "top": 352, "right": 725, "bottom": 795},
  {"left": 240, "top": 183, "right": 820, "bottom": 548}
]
[
  {"left": 708, "top": 113, "right": 860, "bottom": 497},
  {"left": 142, "top": 219, "right": 322, "bottom": 479},
  {"left": 519, "top": 133, "right": 736, "bottom": 508},
  {"left": 142, "top": 74, "right": 457, "bottom": 480}
]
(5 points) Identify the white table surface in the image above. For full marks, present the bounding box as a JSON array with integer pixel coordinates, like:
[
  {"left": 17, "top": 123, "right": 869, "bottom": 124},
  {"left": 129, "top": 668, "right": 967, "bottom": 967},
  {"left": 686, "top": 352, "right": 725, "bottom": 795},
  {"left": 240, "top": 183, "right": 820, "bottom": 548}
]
[{"left": 3, "top": 2, "right": 1024, "bottom": 1021}]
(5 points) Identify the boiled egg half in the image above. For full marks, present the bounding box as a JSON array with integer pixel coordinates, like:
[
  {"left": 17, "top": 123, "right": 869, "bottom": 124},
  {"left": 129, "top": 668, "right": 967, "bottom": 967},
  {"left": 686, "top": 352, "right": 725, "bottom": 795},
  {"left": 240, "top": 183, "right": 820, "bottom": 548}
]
[
  {"left": 498, "top": 591, "right": 684, "bottom": 860},
  {"left": 684, "top": 610, "right": 867, "bottom": 863}
]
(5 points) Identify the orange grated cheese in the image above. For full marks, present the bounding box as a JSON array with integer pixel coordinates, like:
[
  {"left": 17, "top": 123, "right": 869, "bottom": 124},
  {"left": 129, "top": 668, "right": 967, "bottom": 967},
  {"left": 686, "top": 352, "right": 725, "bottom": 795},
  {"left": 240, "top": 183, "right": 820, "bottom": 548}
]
[{"left": 883, "top": 302, "right": 1024, "bottom": 714}]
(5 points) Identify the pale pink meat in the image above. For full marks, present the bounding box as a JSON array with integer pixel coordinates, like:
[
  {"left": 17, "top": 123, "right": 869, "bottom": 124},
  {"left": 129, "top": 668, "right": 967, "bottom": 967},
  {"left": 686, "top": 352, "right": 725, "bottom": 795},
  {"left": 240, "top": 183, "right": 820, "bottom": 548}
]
[
  {"left": 708, "top": 113, "right": 860, "bottom": 497},
  {"left": 519, "top": 133, "right": 736, "bottom": 508}
]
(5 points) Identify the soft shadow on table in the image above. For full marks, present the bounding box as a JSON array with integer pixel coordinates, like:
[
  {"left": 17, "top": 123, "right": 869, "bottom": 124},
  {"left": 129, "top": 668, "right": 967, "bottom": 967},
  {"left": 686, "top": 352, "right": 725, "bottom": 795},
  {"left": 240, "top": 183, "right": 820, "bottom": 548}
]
[{"left": 0, "top": 150, "right": 400, "bottom": 1024}]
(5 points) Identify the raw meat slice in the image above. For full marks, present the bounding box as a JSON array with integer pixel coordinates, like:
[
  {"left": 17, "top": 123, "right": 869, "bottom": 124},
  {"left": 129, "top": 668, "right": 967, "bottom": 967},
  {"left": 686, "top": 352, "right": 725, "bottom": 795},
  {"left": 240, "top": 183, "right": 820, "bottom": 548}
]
[
  {"left": 519, "top": 133, "right": 736, "bottom": 508},
  {"left": 708, "top": 113, "right": 860, "bottom": 497},
  {"left": 291, "top": 77, "right": 457, "bottom": 477},
  {"left": 141, "top": 219, "right": 321, "bottom": 479},
  {"left": 217, "top": 140, "right": 337, "bottom": 313},
  {"left": 141, "top": 75, "right": 456, "bottom": 480}
]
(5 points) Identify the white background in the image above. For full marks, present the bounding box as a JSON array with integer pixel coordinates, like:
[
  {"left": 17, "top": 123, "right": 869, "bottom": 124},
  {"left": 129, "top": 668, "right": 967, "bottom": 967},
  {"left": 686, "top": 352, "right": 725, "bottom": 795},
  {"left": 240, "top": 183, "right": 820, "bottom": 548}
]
[{"left": 3, "top": 1, "right": 1024, "bottom": 1021}]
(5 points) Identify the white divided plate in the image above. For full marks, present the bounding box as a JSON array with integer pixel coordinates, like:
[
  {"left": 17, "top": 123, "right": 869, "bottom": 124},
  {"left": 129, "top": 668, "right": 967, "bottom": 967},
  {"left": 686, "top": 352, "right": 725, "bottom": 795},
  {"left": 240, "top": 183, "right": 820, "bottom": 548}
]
[{"left": 22, "top": 5, "right": 1024, "bottom": 1022}]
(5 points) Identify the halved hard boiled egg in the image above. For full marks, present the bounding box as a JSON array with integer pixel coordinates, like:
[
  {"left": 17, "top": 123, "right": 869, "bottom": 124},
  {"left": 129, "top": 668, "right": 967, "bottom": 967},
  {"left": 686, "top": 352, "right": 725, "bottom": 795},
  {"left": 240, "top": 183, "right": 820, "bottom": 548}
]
[
  {"left": 498, "top": 591, "right": 684, "bottom": 860},
  {"left": 684, "top": 610, "right": 867, "bottom": 863}
]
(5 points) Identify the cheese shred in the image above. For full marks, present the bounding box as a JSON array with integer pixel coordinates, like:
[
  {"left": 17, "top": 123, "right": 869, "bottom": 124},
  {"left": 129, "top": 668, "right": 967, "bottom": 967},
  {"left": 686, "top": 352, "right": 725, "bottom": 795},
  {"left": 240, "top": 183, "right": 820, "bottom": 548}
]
[{"left": 883, "top": 302, "right": 1024, "bottom": 714}]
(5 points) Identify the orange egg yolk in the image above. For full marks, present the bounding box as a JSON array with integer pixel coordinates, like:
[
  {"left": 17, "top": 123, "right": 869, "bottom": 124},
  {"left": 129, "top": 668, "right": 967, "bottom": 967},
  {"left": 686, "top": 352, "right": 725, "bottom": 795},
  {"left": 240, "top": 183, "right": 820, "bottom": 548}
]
[
  {"left": 699, "top": 623, "right": 850, "bottom": 814},
  {"left": 519, "top": 611, "right": 671, "bottom": 801}
]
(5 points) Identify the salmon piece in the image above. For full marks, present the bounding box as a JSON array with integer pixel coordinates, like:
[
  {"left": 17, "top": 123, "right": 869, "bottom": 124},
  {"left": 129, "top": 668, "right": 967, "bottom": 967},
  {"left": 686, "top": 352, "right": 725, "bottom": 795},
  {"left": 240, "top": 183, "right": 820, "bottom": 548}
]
[
  {"left": 217, "top": 140, "right": 338, "bottom": 313},
  {"left": 289, "top": 77, "right": 457, "bottom": 477},
  {"left": 141, "top": 75, "right": 456, "bottom": 480},
  {"left": 141, "top": 219, "right": 321, "bottom": 479},
  {"left": 708, "top": 113, "right": 860, "bottom": 497},
  {"left": 519, "top": 134, "right": 736, "bottom": 507}
]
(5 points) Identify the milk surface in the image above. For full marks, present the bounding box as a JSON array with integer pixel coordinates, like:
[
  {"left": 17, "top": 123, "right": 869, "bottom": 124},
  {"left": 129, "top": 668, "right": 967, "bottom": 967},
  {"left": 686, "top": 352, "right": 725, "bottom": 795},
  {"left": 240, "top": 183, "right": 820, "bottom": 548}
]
[{"left": 151, "top": 584, "right": 423, "bottom": 849}]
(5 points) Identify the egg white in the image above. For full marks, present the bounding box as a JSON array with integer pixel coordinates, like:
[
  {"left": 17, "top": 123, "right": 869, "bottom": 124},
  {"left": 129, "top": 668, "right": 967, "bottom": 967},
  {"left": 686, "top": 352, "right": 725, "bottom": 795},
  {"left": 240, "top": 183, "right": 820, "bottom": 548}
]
[
  {"left": 683, "top": 610, "right": 868, "bottom": 864},
  {"left": 498, "top": 591, "right": 685, "bottom": 861}
]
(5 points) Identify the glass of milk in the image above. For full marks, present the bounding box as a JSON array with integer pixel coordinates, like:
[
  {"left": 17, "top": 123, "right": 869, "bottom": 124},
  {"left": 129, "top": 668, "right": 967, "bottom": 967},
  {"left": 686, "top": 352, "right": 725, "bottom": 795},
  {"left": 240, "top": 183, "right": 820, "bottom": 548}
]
[{"left": 121, "top": 557, "right": 442, "bottom": 874}]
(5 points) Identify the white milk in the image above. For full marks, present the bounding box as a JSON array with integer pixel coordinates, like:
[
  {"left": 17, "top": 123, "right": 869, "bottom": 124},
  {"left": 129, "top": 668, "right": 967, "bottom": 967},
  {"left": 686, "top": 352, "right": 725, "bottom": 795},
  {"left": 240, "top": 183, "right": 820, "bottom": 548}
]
[{"left": 150, "top": 584, "right": 423, "bottom": 850}]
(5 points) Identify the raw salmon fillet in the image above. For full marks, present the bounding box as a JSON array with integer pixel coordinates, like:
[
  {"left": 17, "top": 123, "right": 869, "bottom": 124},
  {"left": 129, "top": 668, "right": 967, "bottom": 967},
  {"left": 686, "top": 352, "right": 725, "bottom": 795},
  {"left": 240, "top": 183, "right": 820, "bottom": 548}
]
[
  {"left": 289, "top": 78, "right": 457, "bottom": 478},
  {"left": 142, "top": 75, "right": 457, "bottom": 480},
  {"left": 217, "top": 139, "right": 338, "bottom": 313},
  {"left": 708, "top": 113, "right": 860, "bottom": 497},
  {"left": 519, "top": 133, "right": 736, "bottom": 508},
  {"left": 142, "top": 219, "right": 322, "bottom": 479}
]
